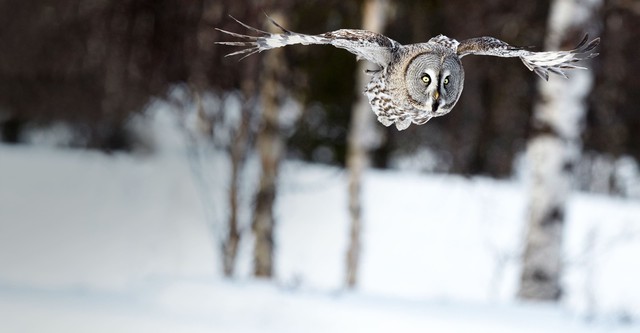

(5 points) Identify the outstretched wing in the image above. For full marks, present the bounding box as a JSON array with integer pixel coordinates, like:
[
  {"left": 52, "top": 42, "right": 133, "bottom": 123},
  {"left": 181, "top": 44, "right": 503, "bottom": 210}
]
[
  {"left": 215, "top": 16, "right": 399, "bottom": 66},
  {"left": 456, "top": 35, "right": 600, "bottom": 80}
]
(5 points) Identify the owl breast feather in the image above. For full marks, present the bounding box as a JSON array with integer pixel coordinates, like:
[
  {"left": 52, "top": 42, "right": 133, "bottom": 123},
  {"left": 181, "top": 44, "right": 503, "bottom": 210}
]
[{"left": 365, "top": 72, "right": 415, "bottom": 130}]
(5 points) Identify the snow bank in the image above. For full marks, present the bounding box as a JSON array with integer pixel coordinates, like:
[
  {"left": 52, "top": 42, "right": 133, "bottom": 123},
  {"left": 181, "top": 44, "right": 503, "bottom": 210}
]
[{"left": 0, "top": 108, "right": 639, "bottom": 331}]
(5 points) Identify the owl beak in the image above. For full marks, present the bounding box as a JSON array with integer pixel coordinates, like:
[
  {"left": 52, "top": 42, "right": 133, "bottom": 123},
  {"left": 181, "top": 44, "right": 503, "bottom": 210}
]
[{"left": 431, "top": 90, "right": 441, "bottom": 113}]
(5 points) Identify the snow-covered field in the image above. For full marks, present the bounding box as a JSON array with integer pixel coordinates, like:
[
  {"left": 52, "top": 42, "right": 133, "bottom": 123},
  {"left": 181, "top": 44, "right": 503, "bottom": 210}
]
[{"left": 1, "top": 110, "right": 639, "bottom": 332}]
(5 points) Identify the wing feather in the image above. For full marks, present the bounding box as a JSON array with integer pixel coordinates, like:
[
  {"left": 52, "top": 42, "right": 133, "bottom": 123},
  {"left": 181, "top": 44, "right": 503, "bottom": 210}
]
[
  {"left": 456, "top": 35, "right": 600, "bottom": 80},
  {"left": 215, "top": 15, "right": 398, "bottom": 66}
]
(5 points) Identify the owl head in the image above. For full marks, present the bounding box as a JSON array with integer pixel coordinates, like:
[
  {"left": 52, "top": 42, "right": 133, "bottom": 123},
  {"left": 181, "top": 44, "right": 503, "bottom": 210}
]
[{"left": 404, "top": 51, "right": 464, "bottom": 118}]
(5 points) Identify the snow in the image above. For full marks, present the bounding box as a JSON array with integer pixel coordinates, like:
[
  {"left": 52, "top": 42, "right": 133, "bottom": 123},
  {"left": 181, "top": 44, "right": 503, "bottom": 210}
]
[
  {"left": 1, "top": 280, "right": 638, "bottom": 333},
  {"left": 0, "top": 137, "right": 219, "bottom": 289},
  {"left": 0, "top": 108, "right": 639, "bottom": 332}
]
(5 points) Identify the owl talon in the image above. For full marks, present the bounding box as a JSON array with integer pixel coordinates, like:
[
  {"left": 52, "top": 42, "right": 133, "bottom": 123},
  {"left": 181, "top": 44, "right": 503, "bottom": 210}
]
[{"left": 395, "top": 119, "right": 412, "bottom": 131}]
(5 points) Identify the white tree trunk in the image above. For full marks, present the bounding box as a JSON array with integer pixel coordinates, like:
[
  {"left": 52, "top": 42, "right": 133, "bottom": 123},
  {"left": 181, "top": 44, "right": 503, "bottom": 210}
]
[
  {"left": 345, "top": 0, "right": 389, "bottom": 288},
  {"left": 518, "top": 0, "right": 602, "bottom": 300},
  {"left": 252, "top": 13, "right": 287, "bottom": 278}
]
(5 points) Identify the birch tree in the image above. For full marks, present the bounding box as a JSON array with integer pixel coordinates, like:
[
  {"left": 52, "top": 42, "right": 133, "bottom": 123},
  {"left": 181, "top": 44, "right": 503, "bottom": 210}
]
[
  {"left": 220, "top": 13, "right": 261, "bottom": 277},
  {"left": 518, "top": 0, "right": 602, "bottom": 301},
  {"left": 223, "top": 66, "right": 258, "bottom": 277},
  {"left": 345, "top": 0, "right": 390, "bottom": 288},
  {"left": 252, "top": 13, "right": 288, "bottom": 278}
]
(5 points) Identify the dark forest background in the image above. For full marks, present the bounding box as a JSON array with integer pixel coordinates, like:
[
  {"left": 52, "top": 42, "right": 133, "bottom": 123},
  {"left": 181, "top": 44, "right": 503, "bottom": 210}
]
[{"left": 1, "top": 0, "right": 638, "bottom": 185}]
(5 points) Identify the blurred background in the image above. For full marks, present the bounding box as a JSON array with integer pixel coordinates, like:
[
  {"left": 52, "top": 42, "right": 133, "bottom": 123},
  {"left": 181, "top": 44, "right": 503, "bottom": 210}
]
[{"left": 1, "top": 0, "right": 639, "bottom": 332}]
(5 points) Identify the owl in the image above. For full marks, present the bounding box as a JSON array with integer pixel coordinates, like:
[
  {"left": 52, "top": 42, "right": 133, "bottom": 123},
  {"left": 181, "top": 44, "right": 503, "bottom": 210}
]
[{"left": 216, "top": 16, "right": 599, "bottom": 130}]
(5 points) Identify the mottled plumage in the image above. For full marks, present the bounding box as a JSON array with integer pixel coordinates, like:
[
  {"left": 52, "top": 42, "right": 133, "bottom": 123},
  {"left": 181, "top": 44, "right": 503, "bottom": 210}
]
[{"left": 216, "top": 16, "right": 600, "bottom": 130}]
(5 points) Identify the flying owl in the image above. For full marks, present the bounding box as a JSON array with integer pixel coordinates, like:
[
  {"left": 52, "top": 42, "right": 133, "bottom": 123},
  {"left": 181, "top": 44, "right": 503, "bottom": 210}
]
[{"left": 216, "top": 16, "right": 599, "bottom": 130}]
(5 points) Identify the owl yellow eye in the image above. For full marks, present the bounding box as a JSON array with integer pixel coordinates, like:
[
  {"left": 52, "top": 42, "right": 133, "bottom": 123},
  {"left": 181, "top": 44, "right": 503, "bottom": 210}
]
[
  {"left": 421, "top": 74, "right": 431, "bottom": 85},
  {"left": 444, "top": 77, "right": 450, "bottom": 85}
]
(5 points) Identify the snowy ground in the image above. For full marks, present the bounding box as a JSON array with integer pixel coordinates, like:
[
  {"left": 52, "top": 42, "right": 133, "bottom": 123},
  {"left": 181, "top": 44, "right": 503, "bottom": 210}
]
[
  {"left": 1, "top": 110, "right": 639, "bottom": 332},
  {"left": 2, "top": 279, "right": 639, "bottom": 333}
]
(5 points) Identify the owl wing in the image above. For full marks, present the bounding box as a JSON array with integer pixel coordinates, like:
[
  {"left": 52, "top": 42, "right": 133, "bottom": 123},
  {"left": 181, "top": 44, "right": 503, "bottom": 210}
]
[
  {"left": 456, "top": 35, "right": 600, "bottom": 80},
  {"left": 216, "top": 16, "right": 399, "bottom": 66}
]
